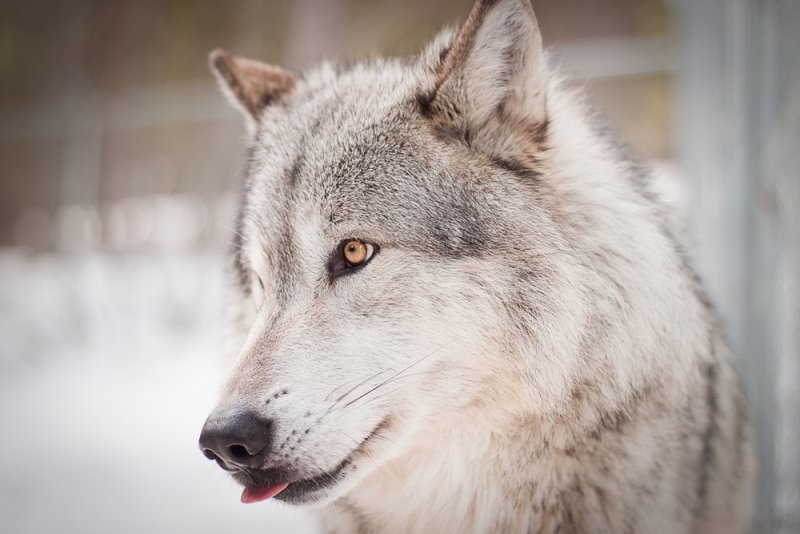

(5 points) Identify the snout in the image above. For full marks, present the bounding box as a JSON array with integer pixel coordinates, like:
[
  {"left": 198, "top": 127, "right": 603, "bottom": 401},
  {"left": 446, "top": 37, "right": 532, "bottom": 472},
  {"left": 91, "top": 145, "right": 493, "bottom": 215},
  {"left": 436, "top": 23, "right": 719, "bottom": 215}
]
[{"left": 198, "top": 410, "right": 274, "bottom": 469}]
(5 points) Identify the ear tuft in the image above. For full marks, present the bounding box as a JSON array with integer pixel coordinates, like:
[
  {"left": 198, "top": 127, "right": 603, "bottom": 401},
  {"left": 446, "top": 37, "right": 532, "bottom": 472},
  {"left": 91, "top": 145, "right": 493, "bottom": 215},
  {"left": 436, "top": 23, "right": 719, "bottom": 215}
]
[{"left": 209, "top": 48, "right": 296, "bottom": 125}]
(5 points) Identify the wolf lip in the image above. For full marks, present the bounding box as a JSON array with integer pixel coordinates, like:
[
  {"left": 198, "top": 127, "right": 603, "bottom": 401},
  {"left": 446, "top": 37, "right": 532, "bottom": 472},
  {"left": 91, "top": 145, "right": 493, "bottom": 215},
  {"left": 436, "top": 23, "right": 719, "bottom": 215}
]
[
  {"left": 237, "top": 417, "right": 391, "bottom": 504},
  {"left": 241, "top": 483, "right": 289, "bottom": 503}
]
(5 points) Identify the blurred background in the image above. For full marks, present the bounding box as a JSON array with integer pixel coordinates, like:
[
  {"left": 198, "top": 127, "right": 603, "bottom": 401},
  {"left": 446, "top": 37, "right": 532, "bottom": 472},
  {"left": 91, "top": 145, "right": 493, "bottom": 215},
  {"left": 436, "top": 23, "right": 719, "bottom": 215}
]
[{"left": 0, "top": 0, "right": 797, "bottom": 532}]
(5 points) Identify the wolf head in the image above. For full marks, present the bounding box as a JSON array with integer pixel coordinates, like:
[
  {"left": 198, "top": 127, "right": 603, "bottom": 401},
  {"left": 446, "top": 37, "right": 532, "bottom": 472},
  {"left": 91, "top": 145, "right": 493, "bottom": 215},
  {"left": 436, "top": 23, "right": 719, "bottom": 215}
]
[{"left": 200, "top": 0, "right": 680, "bottom": 507}]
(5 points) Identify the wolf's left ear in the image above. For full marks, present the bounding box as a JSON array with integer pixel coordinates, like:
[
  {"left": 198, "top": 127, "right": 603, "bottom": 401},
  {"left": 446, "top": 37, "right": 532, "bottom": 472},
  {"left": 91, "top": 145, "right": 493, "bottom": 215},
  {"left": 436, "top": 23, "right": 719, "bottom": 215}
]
[
  {"left": 209, "top": 49, "right": 295, "bottom": 130},
  {"left": 417, "top": 0, "right": 547, "bottom": 150}
]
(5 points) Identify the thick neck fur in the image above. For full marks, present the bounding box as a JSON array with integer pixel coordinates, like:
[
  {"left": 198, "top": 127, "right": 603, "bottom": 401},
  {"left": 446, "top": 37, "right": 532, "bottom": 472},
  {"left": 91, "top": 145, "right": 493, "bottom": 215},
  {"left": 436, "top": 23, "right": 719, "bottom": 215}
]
[{"left": 324, "top": 378, "right": 691, "bottom": 533}]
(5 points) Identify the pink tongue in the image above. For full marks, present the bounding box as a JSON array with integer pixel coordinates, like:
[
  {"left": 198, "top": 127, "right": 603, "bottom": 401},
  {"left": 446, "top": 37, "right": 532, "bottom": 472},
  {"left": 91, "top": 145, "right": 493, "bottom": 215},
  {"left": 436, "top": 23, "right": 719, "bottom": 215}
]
[{"left": 241, "top": 483, "right": 289, "bottom": 504}]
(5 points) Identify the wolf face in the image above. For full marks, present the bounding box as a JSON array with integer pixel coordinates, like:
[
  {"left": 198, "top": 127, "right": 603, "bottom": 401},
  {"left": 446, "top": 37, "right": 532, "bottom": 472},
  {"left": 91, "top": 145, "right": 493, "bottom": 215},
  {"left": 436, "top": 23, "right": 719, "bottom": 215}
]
[
  {"left": 200, "top": 0, "right": 575, "bottom": 506},
  {"left": 200, "top": 1, "right": 753, "bottom": 530}
]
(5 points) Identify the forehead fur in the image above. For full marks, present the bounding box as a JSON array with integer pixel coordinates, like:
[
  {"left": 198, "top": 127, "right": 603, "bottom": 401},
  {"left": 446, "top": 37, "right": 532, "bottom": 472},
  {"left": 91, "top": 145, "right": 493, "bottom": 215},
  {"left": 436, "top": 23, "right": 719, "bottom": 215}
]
[{"left": 238, "top": 58, "right": 527, "bottom": 267}]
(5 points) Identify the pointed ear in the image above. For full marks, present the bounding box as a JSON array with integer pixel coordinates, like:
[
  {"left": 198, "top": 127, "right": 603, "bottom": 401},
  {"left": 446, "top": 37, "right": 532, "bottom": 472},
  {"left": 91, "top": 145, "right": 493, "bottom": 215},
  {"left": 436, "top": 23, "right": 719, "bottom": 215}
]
[
  {"left": 417, "top": 0, "right": 547, "bottom": 150},
  {"left": 209, "top": 49, "right": 295, "bottom": 127}
]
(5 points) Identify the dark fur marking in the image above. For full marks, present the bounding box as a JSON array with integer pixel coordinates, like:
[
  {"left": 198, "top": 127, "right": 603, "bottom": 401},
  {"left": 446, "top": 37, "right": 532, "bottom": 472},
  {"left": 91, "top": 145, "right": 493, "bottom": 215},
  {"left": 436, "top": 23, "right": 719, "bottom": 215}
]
[
  {"left": 257, "top": 91, "right": 281, "bottom": 110},
  {"left": 696, "top": 359, "right": 719, "bottom": 510},
  {"left": 426, "top": 202, "right": 489, "bottom": 258},
  {"left": 682, "top": 255, "right": 719, "bottom": 318},
  {"left": 415, "top": 91, "right": 435, "bottom": 118},
  {"left": 428, "top": 120, "right": 465, "bottom": 143},
  {"left": 286, "top": 155, "right": 304, "bottom": 189},
  {"left": 490, "top": 155, "right": 540, "bottom": 182},
  {"left": 584, "top": 385, "right": 652, "bottom": 443},
  {"left": 527, "top": 117, "right": 550, "bottom": 146},
  {"left": 732, "top": 389, "right": 749, "bottom": 484}
]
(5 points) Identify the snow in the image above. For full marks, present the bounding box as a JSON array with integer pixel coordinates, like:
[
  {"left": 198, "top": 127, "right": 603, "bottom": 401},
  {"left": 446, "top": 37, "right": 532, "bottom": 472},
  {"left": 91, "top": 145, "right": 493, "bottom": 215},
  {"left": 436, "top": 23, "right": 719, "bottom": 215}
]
[{"left": 0, "top": 249, "right": 320, "bottom": 533}]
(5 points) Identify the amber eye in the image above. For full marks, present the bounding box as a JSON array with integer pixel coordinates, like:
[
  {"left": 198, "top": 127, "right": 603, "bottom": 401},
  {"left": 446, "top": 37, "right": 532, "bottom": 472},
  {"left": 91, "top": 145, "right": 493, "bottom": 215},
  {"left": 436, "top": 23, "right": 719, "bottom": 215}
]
[
  {"left": 342, "top": 239, "right": 371, "bottom": 267},
  {"left": 329, "top": 239, "right": 377, "bottom": 278}
]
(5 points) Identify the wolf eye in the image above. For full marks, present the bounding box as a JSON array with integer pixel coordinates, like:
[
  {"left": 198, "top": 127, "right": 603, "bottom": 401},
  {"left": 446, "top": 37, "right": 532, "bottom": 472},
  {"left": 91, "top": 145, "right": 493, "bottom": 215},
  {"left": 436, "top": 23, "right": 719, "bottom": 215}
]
[
  {"left": 330, "top": 239, "right": 377, "bottom": 277},
  {"left": 343, "top": 239, "right": 371, "bottom": 266}
]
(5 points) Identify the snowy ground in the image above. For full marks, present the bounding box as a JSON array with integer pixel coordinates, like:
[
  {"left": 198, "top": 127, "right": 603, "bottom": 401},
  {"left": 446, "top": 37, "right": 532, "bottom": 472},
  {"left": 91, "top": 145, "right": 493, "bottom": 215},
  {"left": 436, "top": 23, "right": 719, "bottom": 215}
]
[{"left": 0, "top": 249, "right": 320, "bottom": 534}]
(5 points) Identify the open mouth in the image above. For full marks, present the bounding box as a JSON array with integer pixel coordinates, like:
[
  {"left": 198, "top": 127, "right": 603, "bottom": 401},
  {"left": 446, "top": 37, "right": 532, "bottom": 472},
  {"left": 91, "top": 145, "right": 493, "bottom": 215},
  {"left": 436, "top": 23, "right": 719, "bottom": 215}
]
[{"left": 237, "top": 417, "right": 389, "bottom": 504}]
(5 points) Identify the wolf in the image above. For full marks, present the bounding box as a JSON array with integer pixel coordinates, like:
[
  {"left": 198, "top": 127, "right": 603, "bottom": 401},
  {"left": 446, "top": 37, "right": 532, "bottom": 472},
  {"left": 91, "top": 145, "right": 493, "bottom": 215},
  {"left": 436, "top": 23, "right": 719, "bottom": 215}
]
[{"left": 198, "top": 1, "right": 755, "bottom": 532}]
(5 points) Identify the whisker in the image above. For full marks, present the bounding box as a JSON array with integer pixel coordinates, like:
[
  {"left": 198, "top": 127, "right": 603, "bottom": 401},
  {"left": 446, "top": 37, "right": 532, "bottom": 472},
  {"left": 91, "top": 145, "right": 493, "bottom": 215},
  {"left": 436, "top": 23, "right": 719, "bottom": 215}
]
[
  {"left": 327, "top": 369, "right": 387, "bottom": 411},
  {"left": 337, "top": 340, "right": 456, "bottom": 411}
]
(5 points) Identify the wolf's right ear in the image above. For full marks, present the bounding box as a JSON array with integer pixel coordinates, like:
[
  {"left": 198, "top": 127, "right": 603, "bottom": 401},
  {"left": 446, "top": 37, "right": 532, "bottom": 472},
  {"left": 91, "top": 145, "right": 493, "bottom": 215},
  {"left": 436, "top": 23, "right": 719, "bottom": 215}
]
[{"left": 209, "top": 49, "right": 295, "bottom": 129}]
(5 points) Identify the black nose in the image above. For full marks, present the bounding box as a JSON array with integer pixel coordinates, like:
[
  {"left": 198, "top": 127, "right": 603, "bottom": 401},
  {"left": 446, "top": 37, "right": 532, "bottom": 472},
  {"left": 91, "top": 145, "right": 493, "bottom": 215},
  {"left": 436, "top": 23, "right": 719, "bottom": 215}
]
[{"left": 198, "top": 410, "right": 274, "bottom": 468}]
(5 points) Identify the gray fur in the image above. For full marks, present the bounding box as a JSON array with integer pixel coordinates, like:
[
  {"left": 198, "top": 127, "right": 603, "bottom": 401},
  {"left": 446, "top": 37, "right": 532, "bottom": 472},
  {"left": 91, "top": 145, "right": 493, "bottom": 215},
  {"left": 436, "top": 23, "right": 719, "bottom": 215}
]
[{"left": 202, "top": 1, "right": 755, "bottom": 532}]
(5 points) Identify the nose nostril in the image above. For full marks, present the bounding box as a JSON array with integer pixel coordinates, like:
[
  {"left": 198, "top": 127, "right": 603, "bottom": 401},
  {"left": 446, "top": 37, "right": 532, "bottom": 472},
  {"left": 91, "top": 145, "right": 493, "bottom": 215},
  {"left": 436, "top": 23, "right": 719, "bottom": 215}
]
[
  {"left": 229, "top": 444, "right": 251, "bottom": 460},
  {"left": 200, "top": 410, "right": 273, "bottom": 467}
]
